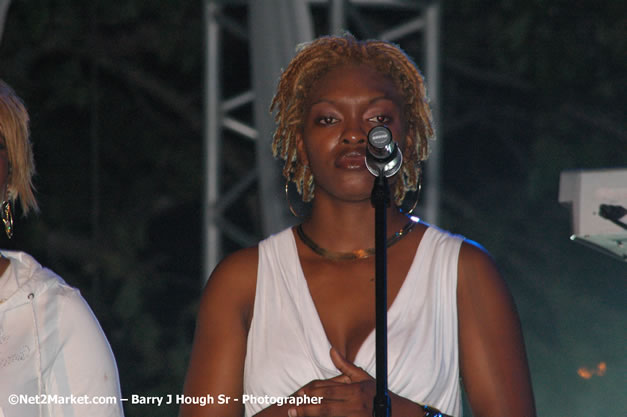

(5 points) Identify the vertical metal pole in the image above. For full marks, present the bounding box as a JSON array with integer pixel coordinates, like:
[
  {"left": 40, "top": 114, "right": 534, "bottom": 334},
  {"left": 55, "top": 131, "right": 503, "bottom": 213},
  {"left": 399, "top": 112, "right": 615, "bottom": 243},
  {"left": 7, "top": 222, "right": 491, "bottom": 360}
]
[
  {"left": 0, "top": 0, "right": 11, "bottom": 44},
  {"left": 203, "top": 0, "right": 221, "bottom": 284},
  {"left": 90, "top": 1, "right": 100, "bottom": 241},
  {"left": 329, "top": 0, "right": 345, "bottom": 35},
  {"left": 89, "top": 1, "right": 102, "bottom": 305},
  {"left": 373, "top": 175, "right": 391, "bottom": 417},
  {"left": 423, "top": 2, "right": 441, "bottom": 225},
  {"left": 250, "top": 0, "right": 314, "bottom": 237}
]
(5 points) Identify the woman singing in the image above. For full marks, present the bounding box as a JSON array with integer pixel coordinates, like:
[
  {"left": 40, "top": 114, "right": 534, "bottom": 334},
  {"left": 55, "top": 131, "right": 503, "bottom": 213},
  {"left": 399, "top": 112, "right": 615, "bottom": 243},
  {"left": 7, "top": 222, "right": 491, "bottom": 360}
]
[{"left": 181, "top": 34, "right": 535, "bottom": 417}]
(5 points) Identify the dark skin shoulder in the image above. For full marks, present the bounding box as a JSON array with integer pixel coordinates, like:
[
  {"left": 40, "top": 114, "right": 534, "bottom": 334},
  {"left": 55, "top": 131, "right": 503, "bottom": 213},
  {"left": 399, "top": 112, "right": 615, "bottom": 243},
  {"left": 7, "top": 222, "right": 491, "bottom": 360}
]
[
  {"left": 457, "top": 241, "right": 536, "bottom": 417},
  {"left": 179, "top": 246, "right": 258, "bottom": 417},
  {"left": 0, "top": 256, "right": 9, "bottom": 276}
]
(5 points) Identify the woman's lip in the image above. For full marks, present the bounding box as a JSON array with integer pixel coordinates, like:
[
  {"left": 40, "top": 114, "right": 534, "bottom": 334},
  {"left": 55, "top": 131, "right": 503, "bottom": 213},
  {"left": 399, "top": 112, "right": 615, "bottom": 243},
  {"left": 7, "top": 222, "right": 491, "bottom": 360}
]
[{"left": 335, "top": 150, "right": 366, "bottom": 169}]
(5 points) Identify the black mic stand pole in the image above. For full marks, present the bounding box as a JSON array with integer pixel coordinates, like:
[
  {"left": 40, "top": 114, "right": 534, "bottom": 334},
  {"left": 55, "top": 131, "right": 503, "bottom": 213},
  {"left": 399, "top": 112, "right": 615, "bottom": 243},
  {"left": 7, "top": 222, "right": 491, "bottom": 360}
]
[{"left": 371, "top": 173, "right": 391, "bottom": 417}]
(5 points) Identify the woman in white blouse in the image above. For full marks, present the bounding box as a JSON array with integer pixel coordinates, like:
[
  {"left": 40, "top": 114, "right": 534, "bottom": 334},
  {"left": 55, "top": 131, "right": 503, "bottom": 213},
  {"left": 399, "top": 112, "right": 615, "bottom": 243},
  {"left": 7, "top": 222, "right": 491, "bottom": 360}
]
[{"left": 0, "top": 79, "right": 124, "bottom": 417}]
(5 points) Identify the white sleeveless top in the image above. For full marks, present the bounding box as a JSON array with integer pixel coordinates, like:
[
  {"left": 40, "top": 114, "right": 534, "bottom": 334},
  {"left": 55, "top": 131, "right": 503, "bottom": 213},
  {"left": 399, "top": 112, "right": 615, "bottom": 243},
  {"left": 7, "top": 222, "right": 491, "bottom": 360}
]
[{"left": 243, "top": 225, "right": 463, "bottom": 417}]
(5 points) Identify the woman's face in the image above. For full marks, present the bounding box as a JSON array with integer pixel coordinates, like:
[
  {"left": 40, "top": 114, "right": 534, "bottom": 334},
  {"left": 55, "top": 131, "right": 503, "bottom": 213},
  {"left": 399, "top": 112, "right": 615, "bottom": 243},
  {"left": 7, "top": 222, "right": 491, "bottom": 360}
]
[{"left": 297, "top": 63, "right": 407, "bottom": 203}]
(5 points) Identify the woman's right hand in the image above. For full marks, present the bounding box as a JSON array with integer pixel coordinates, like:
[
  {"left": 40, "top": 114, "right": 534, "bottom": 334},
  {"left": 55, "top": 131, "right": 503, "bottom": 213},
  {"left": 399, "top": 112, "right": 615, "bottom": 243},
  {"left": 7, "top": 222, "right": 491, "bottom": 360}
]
[
  {"left": 253, "top": 374, "right": 350, "bottom": 417},
  {"left": 255, "top": 347, "right": 379, "bottom": 417},
  {"left": 268, "top": 348, "right": 431, "bottom": 417}
]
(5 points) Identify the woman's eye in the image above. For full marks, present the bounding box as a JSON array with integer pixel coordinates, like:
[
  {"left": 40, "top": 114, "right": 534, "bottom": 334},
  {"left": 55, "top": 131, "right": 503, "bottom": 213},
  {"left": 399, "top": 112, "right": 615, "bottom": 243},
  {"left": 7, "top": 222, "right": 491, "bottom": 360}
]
[
  {"left": 369, "top": 115, "right": 390, "bottom": 124},
  {"left": 318, "top": 116, "right": 338, "bottom": 125}
]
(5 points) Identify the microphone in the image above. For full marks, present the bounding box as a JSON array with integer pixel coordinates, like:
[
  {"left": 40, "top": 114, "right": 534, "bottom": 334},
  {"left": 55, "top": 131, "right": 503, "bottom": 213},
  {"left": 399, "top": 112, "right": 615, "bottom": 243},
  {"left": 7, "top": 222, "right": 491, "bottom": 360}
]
[{"left": 365, "top": 126, "right": 403, "bottom": 178}]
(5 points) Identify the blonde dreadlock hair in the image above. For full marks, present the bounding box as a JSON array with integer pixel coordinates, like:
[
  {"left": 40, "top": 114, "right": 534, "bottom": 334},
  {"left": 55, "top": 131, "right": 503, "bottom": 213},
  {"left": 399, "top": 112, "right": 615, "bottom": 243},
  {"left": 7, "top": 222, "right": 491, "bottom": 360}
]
[
  {"left": 0, "top": 80, "right": 38, "bottom": 215},
  {"left": 271, "top": 34, "right": 434, "bottom": 206}
]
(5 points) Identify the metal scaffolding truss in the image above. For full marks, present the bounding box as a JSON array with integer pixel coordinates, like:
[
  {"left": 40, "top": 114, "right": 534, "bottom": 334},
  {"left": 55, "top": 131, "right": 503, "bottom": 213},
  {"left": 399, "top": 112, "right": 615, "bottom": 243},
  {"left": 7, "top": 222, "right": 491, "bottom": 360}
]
[
  {"left": 204, "top": 0, "right": 441, "bottom": 280},
  {"left": 0, "top": 0, "right": 12, "bottom": 43}
]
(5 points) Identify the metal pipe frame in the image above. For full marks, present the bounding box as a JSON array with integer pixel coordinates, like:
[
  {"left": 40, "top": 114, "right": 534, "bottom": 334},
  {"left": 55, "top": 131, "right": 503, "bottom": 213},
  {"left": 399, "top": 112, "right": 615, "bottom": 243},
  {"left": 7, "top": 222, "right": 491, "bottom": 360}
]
[{"left": 203, "top": 0, "right": 441, "bottom": 282}]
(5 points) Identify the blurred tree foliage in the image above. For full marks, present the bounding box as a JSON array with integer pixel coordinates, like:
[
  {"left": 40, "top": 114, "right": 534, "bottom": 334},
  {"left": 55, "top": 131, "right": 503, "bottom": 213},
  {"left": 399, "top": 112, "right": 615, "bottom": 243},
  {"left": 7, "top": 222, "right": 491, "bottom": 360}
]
[
  {"left": 0, "top": 1, "right": 624, "bottom": 416},
  {"left": 439, "top": 1, "right": 625, "bottom": 415}
]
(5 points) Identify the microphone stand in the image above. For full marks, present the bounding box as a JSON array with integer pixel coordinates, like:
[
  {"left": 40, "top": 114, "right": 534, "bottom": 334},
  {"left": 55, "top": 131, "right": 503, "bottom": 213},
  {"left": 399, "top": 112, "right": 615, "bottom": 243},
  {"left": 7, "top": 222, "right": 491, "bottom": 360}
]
[{"left": 371, "top": 173, "right": 391, "bottom": 417}]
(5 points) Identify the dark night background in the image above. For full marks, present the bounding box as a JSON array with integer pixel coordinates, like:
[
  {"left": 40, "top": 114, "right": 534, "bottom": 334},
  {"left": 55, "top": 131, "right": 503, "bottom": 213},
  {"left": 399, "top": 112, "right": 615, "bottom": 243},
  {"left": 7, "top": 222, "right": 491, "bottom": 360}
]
[{"left": 0, "top": 1, "right": 625, "bottom": 416}]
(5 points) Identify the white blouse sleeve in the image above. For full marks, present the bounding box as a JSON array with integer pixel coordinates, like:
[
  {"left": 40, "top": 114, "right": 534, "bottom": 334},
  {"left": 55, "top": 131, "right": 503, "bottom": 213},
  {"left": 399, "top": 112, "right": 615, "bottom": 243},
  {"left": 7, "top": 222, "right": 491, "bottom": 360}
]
[{"left": 44, "top": 288, "right": 124, "bottom": 417}]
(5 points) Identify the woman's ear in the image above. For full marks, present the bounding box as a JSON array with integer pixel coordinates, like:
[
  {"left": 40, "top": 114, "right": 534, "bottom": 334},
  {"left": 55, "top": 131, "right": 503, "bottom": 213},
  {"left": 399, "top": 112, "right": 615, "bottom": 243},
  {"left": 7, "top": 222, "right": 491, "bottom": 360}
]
[{"left": 296, "top": 132, "right": 310, "bottom": 166}]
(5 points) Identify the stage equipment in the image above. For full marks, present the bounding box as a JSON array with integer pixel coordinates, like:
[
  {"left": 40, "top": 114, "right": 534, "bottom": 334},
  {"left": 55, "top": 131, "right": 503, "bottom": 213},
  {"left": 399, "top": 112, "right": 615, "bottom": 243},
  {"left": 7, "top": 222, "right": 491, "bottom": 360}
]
[
  {"left": 559, "top": 168, "right": 627, "bottom": 262},
  {"left": 366, "top": 125, "right": 405, "bottom": 417}
]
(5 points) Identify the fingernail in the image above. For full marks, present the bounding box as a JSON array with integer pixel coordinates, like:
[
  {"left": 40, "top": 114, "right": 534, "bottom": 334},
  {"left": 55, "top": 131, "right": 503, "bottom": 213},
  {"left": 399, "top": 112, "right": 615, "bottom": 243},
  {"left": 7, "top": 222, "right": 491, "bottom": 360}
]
[{"left": 288, "top": 408, "right": 297, "bottom": 417}]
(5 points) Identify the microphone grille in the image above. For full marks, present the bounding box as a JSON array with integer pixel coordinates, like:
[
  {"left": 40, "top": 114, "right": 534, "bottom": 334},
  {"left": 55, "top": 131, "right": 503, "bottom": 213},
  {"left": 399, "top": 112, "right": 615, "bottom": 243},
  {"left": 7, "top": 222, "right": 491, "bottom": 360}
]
[{"left": 368, "top": 126, "right": 392, "bottom": 149}]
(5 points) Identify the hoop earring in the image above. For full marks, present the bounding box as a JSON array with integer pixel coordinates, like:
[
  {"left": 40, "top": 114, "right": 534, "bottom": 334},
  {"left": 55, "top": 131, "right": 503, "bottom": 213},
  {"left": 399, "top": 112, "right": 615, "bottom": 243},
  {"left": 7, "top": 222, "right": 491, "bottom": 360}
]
[
  {"left": 285, "top": 180, "right": 299, "bottom": 218},
  {"left": 285, "top": 179, "right": 311, "bottom": 219},
  {"left": 400, "top": 190, "right": 419, "bottom": 214},
  {"left": 399, "top": 165, "right": 423, "bottom": 215},
  {"left": 2, "top": 200, "right": 14, "bottom": 239}
]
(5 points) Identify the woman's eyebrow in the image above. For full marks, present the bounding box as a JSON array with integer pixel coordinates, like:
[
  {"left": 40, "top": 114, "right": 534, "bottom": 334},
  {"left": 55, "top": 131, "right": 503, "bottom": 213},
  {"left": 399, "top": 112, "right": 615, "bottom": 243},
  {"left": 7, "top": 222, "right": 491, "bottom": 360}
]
[
  {"left": 310, "top": 96, "right": 397, "bottom": 107},
  {"left": 309, "top": 98, "right": 335, "bottom": 106},
  {"left": 369, "top": 96, "right": 397, "bottom": 105}
]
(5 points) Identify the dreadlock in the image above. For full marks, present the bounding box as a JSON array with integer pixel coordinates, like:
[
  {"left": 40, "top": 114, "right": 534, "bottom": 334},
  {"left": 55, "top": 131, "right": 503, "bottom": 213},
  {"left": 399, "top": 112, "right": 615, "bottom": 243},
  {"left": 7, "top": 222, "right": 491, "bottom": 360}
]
[{"left": 270, "top": 34, "right": 434, "bottom": 206}]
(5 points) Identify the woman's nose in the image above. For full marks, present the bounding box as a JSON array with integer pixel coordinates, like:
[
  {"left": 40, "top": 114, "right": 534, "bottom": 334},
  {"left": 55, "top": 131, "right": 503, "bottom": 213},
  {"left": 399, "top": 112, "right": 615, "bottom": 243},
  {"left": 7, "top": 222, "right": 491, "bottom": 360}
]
[{"left": 341, "top": 121, "right": 367, "bottom": 144}]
